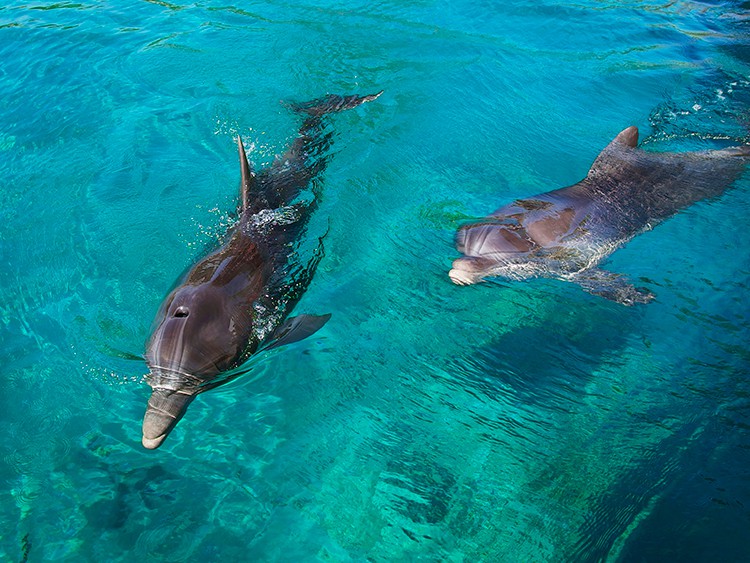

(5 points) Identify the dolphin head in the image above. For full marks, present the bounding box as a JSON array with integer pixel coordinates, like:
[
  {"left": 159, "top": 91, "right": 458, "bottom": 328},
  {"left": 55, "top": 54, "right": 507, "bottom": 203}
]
[
  {"left": 450, "top": 220, "right": 537, "bottom": 285},
  {"left": 143, "top": 283, "right": 257, "bottom": 448},
  {"left": 147, "top": 283, "right": 254, "bottom": 374}
]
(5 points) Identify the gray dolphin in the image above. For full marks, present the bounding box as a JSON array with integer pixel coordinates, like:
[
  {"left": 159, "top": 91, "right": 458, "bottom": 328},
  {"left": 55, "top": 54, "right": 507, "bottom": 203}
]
[
  {"left": 142, "top": 92, "right": 382, "bottom": 449},
  {"left": 450, "top": 126, "right": 749, "bottom": 304}
]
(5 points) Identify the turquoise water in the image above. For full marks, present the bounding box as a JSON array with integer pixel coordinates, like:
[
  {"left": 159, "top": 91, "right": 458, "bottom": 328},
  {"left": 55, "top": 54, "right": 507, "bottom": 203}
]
[{"left": 2, "top": 0, "right": 749, "bottom": 560}]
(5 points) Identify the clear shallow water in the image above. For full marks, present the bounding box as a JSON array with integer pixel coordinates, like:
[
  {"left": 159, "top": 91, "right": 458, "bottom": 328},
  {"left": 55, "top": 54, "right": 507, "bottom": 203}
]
[{"left": 1, "top": 0, "right": 749, "bottom": 560}]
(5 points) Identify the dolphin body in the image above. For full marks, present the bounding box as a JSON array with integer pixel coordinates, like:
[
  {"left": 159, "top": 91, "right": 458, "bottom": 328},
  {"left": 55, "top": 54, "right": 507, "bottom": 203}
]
[
  {"left": 142, "top": 92, "right": 381, "bottom": 449},
  {"left": 450, "top": 126, "right": 749, "bottom": 304}
]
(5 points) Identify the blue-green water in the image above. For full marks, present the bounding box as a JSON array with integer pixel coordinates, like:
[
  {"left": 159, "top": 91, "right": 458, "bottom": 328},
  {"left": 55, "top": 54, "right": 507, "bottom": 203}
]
[{"left": 2, "top": 0, "right": 749, "bottom": 560}]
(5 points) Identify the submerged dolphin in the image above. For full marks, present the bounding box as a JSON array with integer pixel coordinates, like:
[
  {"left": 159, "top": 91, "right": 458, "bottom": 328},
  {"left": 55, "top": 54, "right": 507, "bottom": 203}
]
[
  {"left": 142, "top": 92, "right": 381, "bottom": 449},
  {"left": 450, "top": 126, "right": 749, "bottom": 304}
]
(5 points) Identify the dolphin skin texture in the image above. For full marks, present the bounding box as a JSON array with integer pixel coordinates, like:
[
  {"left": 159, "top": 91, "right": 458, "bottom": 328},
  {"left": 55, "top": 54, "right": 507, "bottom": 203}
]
[
  {"left": 142, "top": 92, "right": 382, "bottom": 449},
  {"left": 450, "top": 126, "right": 749, "bottom": 305}
]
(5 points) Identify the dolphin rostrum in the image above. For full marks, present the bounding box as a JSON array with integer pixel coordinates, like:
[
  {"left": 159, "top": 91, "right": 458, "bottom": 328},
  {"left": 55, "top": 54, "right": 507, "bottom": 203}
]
[
  {"left": 142, "top": 92, "right": 382, "bottom": 449},
  {"left": 450, "top": 126, "right": 749, "bottom": 304}
]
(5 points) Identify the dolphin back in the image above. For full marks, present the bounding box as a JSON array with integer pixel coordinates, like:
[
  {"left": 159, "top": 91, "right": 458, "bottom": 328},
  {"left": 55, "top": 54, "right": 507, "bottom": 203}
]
[
  {"left": 584, "top": 127, "right": 750, "bottom": 227},
  {"left": 238, "top": 91, "right": 383, "bottom": 217}
]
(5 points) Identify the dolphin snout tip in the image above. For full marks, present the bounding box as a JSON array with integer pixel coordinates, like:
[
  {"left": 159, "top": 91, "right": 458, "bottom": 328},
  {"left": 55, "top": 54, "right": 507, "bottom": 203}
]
[
  {"left": 449, "top": 256, "right": 490, "bottom": 286},
  {"left": 142, "top": 433, "right": 167, "bottom": 449},
  {"left": 142, "top": 414, "right": 172, "bottom": 450},
  {"left": 449, "top": 267, "right": 478, "bottom": 286}
]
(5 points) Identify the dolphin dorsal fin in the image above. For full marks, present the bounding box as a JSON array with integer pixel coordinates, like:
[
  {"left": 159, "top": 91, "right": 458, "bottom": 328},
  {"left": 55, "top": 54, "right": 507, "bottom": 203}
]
[
  {"left": 587, "top": 126, "right": 639, "bottom": 178},
  {"left": 610, "top": 126, "right": 639, "bottom": 148},
  {"left": 236, "top": 136, "right": 256, "bottom": 211}
]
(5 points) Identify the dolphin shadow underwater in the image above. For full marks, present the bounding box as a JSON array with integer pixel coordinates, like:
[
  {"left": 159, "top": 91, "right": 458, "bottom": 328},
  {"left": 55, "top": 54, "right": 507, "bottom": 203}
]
[
  {"left": 450, "top": 126, "right": 750, "bottom": 304},
  {"left": 142, "top": 92, "right": 381, "bottom": 449}
]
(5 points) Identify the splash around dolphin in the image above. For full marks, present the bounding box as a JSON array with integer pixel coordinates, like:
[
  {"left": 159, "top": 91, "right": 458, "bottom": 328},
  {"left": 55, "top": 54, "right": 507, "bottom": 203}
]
[
  {"left": 142, "top": 92, "right": 382, "bottom": 449},
  {"left": 450, "top": 126, "right": 749, "bottom": 304}
]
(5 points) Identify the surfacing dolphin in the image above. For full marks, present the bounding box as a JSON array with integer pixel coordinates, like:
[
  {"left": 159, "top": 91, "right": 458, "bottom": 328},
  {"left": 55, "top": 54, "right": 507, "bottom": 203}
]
[
  {"left": 450, "top": 126, "right": 749, "bottom": 304},
  {"left": 142, "top": 91, "right": 382, "bottom": 449}
]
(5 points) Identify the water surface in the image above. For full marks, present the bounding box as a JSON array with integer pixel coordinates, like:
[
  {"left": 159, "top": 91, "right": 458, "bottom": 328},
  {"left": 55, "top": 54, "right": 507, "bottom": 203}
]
[{"left": 1, "top": 1, "right": 749, "bottom": 561}]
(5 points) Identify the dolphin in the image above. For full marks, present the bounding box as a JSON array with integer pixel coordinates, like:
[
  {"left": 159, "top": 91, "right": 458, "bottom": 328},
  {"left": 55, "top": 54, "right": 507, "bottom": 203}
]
[
  {"left": 450, "top": 126, "right": 749, "bottom": 304},
  {"left": 142, "top": 91, "right": 382, "bottom": 449}
]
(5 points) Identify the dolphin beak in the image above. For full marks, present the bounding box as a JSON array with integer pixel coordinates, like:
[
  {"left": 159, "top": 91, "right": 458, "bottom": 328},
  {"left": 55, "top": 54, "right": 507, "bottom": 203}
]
[
  {"left": 142, "top": 388, "right": 195, "bottom": 449},
  {"left": 449, "top": 267, "right": 475, "bottom": 285},
  {"left": 449, "top": 258, "right": 481, "bottom": 285}
]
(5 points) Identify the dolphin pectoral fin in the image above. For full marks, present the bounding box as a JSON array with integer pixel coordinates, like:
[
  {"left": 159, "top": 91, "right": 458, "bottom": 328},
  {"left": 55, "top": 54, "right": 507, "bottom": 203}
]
[
  {"left": 571, "top": 269, "right": 655, "bottom": 306},
  {"left": 265, "top": 314, "right": 332, "bottom": 351}
]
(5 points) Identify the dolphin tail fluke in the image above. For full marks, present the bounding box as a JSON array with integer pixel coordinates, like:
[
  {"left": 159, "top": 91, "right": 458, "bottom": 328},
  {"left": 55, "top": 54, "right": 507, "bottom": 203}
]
[
  {"left": 286, "top": 91, "right": 383, "bottom": 117},
  {"left": 720, "top": 144, "right": 750, "bottom": 157},
  {"left": 268, "top": 91, "right": 381, "bottom": 208},
  {"left": 142, "top": 388, "right": 196, "bottom": 449}
]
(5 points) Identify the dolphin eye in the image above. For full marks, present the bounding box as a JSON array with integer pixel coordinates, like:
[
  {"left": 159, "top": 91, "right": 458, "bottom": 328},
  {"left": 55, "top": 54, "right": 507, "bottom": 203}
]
[{"left": 173, "top": 306, "right": 189, "bottom": 318}]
